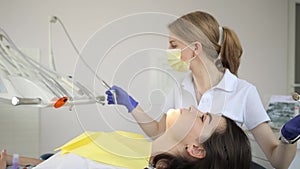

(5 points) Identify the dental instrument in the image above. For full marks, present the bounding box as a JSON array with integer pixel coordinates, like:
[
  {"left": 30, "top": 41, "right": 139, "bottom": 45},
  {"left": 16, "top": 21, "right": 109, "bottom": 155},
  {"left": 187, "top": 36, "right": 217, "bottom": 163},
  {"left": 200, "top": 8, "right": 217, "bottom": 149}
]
[
  {"left": 49, "top": 16, "right": 116, "bottom": 103},
  {"left": 11, "top": 97, "right": 42, "bottom": 106},
  {"left": 0, "top": 28, "right": 106, "bottom": 108},
  {"left": 49, "top": 16, "right": 112, "bottom": 91},
  {"left": 0, "top": 15, "right": 116, "bottom": 108}
]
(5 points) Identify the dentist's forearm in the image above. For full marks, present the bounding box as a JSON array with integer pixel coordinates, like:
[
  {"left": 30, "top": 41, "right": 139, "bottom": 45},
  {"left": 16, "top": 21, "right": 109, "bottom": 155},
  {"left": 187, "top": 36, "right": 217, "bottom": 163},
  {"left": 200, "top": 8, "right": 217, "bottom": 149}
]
[
  {"left": 269, "top": 142, "right": 297, "bottom": 169},
  {"left": 252, "top": 123, "right": 297, "bottom": 169},
  {"left": 131, "top": 106, "right": 166, "bottom": 139}
]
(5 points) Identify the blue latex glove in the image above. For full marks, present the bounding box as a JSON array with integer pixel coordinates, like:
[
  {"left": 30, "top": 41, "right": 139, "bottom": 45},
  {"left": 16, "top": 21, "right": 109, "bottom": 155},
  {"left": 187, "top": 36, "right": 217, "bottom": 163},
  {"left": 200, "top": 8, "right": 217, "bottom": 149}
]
[
  {"left": 281, "top": 114, "right": 300, "bottom": 143},
  {"left": 105, "top": 85, "right": 138, "bottom": 112}
]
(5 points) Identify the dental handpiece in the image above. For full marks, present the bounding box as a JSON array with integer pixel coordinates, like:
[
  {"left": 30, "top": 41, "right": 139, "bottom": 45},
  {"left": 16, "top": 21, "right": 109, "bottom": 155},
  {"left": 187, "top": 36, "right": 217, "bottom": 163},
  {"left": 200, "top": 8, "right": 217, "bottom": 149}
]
[
  {"left": 100, "top": 79, "right": 117, "bottom": 104},
  {"left": 11, "top": 96, "right": 42, "bottom": 106},
  {"left": 101, "top": 80, "right": 111, "bottom": 90}
]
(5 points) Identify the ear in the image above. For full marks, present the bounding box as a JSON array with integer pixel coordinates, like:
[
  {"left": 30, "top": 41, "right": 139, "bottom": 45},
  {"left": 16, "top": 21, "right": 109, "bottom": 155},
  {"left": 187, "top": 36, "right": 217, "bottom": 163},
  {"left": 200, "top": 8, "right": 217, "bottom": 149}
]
[
  {"left": 186, "top": 144, "right": 206, "bottom": 159},
  {"left": 193, "top": 41, "right": 202, "bottom": 56}
]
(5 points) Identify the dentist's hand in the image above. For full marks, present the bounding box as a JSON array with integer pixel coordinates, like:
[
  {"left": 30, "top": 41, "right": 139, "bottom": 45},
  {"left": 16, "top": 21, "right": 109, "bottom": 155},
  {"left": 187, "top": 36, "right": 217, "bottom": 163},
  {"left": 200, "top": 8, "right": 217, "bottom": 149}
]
[
  {"left": 281, "top": 114, "right": 300, "bottom": 144},
  {"left": 105, "top": 85, "right": 138, "bottom": 113}
]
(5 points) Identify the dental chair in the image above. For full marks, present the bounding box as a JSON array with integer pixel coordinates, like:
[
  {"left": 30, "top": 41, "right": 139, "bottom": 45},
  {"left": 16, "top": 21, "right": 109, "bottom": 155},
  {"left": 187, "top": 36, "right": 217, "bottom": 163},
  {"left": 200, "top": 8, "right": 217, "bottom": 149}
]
[
  {"left": 38, "top": 153, "right": 266, "bottom": 169},
  {"left": 39, "top": 154, "right": 266, "bottom": 169},
  {"left": 251, "top": 161, "right": 266, "bottom": 169},
  {"left": 39, "top": 153, "right": 54, "bottom": 161}
]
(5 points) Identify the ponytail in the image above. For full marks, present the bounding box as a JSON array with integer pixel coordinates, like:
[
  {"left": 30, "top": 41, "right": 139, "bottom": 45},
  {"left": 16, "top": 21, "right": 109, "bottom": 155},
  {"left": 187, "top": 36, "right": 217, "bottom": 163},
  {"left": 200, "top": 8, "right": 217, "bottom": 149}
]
[{"left": 219, "top": 27, "right": 243, "bottom": 76}]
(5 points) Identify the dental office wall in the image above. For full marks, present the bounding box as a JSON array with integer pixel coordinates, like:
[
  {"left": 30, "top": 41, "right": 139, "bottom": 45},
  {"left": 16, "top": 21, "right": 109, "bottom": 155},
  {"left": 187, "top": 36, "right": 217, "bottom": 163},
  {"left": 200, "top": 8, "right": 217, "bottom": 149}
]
[{"left": 0, "top": 0, "right": 291, "bottom": 168}]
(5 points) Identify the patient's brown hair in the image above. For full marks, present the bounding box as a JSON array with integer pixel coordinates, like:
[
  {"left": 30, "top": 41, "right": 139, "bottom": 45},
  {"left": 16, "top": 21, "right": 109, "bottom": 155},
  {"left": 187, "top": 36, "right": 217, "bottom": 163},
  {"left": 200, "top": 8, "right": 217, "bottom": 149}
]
[{"left": 151, "top": 117, "right": 251, "bottom": 169}]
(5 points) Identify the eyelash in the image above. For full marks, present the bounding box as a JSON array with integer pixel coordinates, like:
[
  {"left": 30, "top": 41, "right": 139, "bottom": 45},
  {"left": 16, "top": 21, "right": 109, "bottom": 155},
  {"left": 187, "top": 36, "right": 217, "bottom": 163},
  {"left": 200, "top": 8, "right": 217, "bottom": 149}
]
[
  {"left": 199, "top": 115, "right": 205, "bottom": 122},
  {"left": 170, "top": 45, "right": 177, "bottom": 48}
]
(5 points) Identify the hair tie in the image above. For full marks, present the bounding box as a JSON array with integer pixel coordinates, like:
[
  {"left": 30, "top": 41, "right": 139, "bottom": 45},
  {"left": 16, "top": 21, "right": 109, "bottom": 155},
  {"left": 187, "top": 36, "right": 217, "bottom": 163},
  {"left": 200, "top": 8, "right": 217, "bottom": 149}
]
[
  {"left": 215, "top": 26, "right": 225, "bottom": 71},
  {"left": 218, "top": 26, "right": 223, "bottom": 45}
]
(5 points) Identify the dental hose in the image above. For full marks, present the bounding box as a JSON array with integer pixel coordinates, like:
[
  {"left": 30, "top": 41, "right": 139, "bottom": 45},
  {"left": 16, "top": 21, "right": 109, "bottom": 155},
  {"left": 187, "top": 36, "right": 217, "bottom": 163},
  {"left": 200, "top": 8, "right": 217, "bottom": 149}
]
[
  {"left": 51, "top": 16, "right": 116, "bottom": 103},
  {"left": 52, "top": 16, "right": 112, "bottom": 90}
]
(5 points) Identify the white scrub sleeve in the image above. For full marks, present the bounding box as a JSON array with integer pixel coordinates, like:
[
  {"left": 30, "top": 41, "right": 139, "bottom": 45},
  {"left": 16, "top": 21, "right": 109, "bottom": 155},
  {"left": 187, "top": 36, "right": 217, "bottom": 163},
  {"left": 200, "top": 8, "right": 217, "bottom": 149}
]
[{"left": 244, "top": 86, "right": 270, "bottom": 130}]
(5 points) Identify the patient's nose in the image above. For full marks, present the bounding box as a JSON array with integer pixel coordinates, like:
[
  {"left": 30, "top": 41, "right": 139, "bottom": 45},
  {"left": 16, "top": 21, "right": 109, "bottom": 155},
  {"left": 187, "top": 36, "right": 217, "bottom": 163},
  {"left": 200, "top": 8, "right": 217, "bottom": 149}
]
[
  {"left": 189, "top": 106, "right": 204, "bottom": 115},
  {"left": 189, "top": 105, "right": 197, "bottom": 113}
]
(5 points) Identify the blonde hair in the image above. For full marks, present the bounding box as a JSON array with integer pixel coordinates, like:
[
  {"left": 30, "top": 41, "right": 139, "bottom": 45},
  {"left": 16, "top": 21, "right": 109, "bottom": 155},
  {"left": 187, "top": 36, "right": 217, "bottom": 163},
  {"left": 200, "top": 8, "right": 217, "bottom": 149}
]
[{"left": 168, "top": 11, "right": 242, "bottom": 75}]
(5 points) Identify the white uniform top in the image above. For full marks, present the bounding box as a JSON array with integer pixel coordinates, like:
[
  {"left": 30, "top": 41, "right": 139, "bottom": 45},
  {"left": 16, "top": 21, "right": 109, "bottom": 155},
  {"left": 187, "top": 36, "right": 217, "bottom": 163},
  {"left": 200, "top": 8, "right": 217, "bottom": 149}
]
[{"left": 163, "top": 69, "right": 270, "bottom": 130}]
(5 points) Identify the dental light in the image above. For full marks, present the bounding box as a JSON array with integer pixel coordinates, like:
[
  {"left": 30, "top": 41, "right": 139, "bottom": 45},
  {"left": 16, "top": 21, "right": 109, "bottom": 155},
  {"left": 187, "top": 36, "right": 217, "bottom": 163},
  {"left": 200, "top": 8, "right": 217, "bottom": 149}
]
[{"left": 0, "top": 21, "right": 107, "bottom": 109}]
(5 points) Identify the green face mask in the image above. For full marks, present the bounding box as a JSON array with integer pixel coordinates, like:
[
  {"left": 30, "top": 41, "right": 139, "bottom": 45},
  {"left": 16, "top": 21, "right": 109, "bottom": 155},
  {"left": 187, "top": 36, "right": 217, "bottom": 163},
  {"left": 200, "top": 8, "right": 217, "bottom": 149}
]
[{"left": 166, "top": 44, "right": 196, "bottom": 72}]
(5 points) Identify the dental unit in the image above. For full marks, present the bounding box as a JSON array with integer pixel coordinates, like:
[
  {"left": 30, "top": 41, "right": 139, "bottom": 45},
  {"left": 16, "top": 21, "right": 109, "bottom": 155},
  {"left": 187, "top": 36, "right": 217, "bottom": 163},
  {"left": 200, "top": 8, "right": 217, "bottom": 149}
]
[{"left": 0, "top": 16, "right": 110, "bottom": 109}]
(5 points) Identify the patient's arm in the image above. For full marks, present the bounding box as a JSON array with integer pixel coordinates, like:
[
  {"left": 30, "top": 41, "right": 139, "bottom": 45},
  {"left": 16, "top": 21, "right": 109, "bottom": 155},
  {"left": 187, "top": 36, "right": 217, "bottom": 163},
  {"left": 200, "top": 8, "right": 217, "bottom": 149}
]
[
  {"left": 8, "top": 155, "right": 43, "bottom": 166},
  {"left": 0, "top": 149, "right": 43, "bottom": 167},
  {"left": 0, "top": 150, "right": 7, "bottom": 169}
]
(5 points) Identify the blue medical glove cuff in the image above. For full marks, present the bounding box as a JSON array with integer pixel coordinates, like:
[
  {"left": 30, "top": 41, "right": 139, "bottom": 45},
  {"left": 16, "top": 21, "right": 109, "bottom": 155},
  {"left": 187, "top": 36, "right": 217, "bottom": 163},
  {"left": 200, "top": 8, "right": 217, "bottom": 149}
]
[
  {"left": 128, "top": 96, "right": 138, "bottom": 112},
  {"left": 280, "top": 130, "right": 300, "bottom": 144},
  {"left": 281, "top": 125, "right": 294, "bottom": 140},
  {"left": 280, "top": 114, "right": 300, "bottom": 144},
  {"left": 105, "top": 85, "right": 138, "bottom": 113}
]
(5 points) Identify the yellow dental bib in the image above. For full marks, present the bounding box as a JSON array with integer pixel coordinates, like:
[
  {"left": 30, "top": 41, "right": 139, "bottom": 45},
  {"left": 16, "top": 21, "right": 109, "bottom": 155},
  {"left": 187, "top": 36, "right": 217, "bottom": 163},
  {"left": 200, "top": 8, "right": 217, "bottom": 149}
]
[{"left": 55, "top": 131, "right": 151, "bottom": 169}]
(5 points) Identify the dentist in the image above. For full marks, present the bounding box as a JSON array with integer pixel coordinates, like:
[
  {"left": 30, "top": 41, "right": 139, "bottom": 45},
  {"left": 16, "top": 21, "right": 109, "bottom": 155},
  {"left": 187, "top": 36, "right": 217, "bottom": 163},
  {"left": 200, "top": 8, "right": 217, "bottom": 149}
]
[{"left": 106, "top": 11, "right": 300, "bottom": 169}]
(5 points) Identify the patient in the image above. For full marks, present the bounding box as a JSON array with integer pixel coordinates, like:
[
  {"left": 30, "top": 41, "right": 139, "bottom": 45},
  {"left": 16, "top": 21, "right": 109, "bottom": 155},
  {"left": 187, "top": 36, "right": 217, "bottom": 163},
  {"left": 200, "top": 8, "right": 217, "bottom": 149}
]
[
  {"left": 0, "top": 106, "right": 251, "bottom": 169},
  {"left": 150, "top": 106, "right": 251, "bottom": 169},
  {"left": 0, "top": 150, "right": 6, "bottom": 169}
]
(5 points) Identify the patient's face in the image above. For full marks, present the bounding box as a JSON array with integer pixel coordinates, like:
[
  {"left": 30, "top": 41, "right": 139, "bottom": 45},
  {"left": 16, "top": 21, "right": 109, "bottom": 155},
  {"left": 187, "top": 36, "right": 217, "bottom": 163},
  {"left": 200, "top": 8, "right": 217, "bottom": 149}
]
[{"left": 166, "top": 106, "right": 226, "bottom": 154}]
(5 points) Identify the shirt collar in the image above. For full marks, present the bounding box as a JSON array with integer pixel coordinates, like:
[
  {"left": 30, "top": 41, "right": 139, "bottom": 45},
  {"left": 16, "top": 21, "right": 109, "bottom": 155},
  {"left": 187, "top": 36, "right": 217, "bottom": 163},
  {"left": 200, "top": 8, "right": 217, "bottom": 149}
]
[
  {"left": 214, "top": 69, "right": 237, "bottom": 92},
  {"left": 181, "top": 69, "right": 237, "bottom": 92},
  {"left": 181, "top": 71, "right": 194, "bottom": 93}
]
